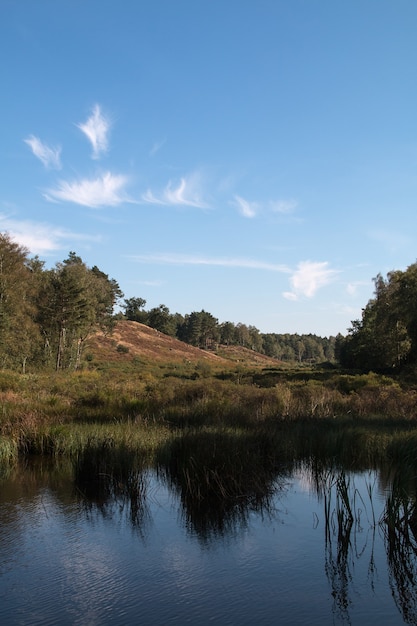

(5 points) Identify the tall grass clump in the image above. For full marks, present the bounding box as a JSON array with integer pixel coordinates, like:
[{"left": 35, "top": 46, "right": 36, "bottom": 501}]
[{"left": 0, "top": 436, "right": 18, "bottom": 474}]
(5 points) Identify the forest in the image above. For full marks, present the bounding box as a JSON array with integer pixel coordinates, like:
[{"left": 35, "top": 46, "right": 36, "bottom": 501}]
[{"left": 2, "top": 229, "right": 417, "bottom": 375}]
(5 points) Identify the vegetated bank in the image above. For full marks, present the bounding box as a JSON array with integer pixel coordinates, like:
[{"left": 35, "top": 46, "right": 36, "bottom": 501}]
[
  {"left": 1, "top": 325, "right": 417, "bottom": 480},
  {"left": 1, "top": 225, "right": 417, "bottom": 481}
]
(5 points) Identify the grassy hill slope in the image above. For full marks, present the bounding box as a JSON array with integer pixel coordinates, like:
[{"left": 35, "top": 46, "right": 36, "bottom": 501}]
[{"left": 88, "top": 320, "right": 279, "bottom": 368}]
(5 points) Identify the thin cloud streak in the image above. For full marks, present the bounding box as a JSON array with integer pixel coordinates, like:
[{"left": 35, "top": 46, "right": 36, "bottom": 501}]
[
  {"left": 0, "top": 213, "right": 100, "bottom": 254},
  {"left": 24, "top": 135, "right": 62, "bottom": 170},
  {"left": 128, "top": 252, "right": 290, "bottom": 273},
  {"left": 283, "top": 261, "right": 339, "bottom": 300},
  {"left": 232, "top": 195, "right": 258, "bottom": 218},
  {"left": 232, "top": 195, "right": 298, "bottom": 218},
  {"left": 269, "top": 199, "right": 298, "bottom": 213},
  {"left": 142, "top": 177, "right": 209, "bottom": 209},
  {"left": 76, "top": 104, "right": 111, "bottom": 160},
  {"left": 45, "top": 172, "right": 131, "bottom": 208}
]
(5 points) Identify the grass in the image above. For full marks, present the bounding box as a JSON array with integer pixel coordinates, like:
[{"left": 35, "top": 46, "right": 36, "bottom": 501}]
[{"left": 1, "top": 365, "right": 417, "bottom": 474}]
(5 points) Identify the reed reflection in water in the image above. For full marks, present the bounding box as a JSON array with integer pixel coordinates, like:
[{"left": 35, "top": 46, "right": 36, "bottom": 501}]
[
  {"left": 72, "top": 429, "right": 417, "bottom": 625},
  {"left": 154, "top": 430, "right": 289, "bottom": 541},
  {"left": 3, "top": 428, "right": 417, "bottom": 624}
]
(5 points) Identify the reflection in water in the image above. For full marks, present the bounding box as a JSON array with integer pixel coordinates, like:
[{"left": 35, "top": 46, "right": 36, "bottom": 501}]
[
  {"left": 382, "top": 476, "right": 417, "bottom": 625},
  {"left": 155, "top": 430, "right": 289, "bottom": 541},
  {"left": 306, "top": 461, "right": 417, "bottom": 626},
  {"left": 3, "top": 433, "right": 417, "bottom": 624},
  {"left": 308, "top": 465, "right": 379, "bottom": 625},
  {"left": 73, "top": 441, "right": 151, "bottom": 533},
  {"left": 72, "top": 432, "right": 417, "bottom": 625}
]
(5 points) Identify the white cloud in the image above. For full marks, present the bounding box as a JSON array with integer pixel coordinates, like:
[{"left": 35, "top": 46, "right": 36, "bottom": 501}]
[
  {"left": 0, "top": 213, "right": 100, "bottom": 255},
  {"left": 142, "top": 176, "right": 208, "bottom": 209},
  {"left": 269, "top": 199, "right": 297, "bottom": 214},
  {"left": 232, "top": 195, "right": 258, "bottom": 218},
  {"left": 128, "top": 252, "right": 290, "bottom": 273},
  {"left": 24, "top": 135, "right": 62, "bottom": 170},
  {"left": 76, "top": 104, "right": 111, "bottom": 160},
  {"left": 45, "top": 172, "right": 131, "bottom": 208},
  {"left": 283, "top": 261, "right": 339, "bottom": 300},
  {"left": 231, "top": 195, "right": 297, "bottom": 218}
]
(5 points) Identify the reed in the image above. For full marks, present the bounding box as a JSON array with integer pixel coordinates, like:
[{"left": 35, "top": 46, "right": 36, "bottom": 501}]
[
  {"left": 1, "top": 365, "right": 417, "bottom": 476},
  {"left": 0, "top": 436, "right": 18, "bottom": 471}
]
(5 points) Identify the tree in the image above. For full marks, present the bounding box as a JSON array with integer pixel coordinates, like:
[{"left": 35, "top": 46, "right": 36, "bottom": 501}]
[
  {"left": 0, "top": 233, "right": 41, "bottom": 370},
  {"left": 339, "top": 267, "right": 415, "bottom": 371},
  {"left": 248, "top": 325, "right": 263, "bottom": 352},
  {"left": 234, "top": 323, "right": 250, "bottom": 347},
  {"left": 123, "top": 297, "right": 147, "bottom": 323},
  {"left": 148, "top": 304, "right": 177, "bottom": 335},
  {"left": 37, "top": 253, "right": 123, "bottom": 370},
  {"left": 219, "top": 321, "right": 236, "bottom": 346},
  {"left": 178, "top": 310, "right": 219, "bottom": 348}
]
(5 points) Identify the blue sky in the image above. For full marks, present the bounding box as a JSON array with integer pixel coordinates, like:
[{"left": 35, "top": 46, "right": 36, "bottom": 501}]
[{"left": 2, "top": 0, "right": 417, "bottom": 337}]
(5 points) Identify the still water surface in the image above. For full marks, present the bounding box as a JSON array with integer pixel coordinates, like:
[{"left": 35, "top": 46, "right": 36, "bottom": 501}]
[{"left": 0, "top": 461, "right": 415, "bottom": 625}]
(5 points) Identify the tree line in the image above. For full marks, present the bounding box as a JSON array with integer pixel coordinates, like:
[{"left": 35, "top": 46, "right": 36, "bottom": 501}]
[
  {"left": 0, "top": 232, "right": 337, "bottom": 372},
  {"left": 4, "top": 228, "right": 417, "bottom": 374},
  {"left": 121, "top": 297, "right": 337, "bottom": 363}
]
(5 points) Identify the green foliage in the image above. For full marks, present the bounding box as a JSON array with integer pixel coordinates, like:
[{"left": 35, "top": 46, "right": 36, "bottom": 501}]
[
  {"left": 0, "top": 237, "right": 123, "bottom": 372},
  {"left": 122, "top": 297, "right": 148, "bottom": 323},
  {"left": 0, "top": 233, "right": 42, "bottom": 370},
  {"left": 147, "top": 304, "right": 177, "bottom": 335},
  {"left": 339, "top": 263, "right": 417, "bottom": 371},
  {"left": 178, "top": 310, "right": 219, "bottom": 348}
]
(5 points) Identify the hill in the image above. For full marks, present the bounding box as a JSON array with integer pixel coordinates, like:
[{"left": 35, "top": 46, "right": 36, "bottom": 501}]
[{"left": 88, "top": 320, "right": 279, "bottom": 368}]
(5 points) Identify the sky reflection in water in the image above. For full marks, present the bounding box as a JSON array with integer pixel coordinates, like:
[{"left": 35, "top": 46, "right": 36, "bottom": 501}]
[{"left": 0, "top": 460, "right": 416, "bottom": 626}]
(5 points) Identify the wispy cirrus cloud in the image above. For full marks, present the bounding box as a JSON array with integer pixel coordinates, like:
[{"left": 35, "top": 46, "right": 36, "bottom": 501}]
[
  {"left": 0, "top": 213, "right": 100, "bottom": 254},
  {"left": 269, "top": 199, "right": 298, "bottom": 213},
  {"left": 232, "top": 195, "right": 298, "bottom": 218},
  {"left": 128, "top": 252, "right": 290, "bottom": 273},
  {"left": 232, "top": 195, "right": 259, "bottom": 218},
  {"left": 44, "top": 172, "right": 131, "bottom": 208},
  {"left": 76, "top": 104, "right": 111, "bottom": 160},
  {"left": 24, "top": 135, "right": 62, "bottom": 170},
  {"left": 142, "top": 176, "right": 209, "bottom": 209},
  {"left": 283, "top": 261, "right": 339, "bottom": 300}
]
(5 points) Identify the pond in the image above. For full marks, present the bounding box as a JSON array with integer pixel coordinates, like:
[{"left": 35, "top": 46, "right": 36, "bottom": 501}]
[{"left": 1, "top": 449, "right": 416, "bottom": 626}]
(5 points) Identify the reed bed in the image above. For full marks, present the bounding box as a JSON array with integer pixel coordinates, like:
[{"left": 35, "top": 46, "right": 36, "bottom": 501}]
[{"left": 1, "top": 367, "right": 417, "bottom": 474}]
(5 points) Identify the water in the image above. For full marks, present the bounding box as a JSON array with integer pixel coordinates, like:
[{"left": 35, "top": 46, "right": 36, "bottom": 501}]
[{"left": 0, "top": 460, "right": 415, "bottom": 625}]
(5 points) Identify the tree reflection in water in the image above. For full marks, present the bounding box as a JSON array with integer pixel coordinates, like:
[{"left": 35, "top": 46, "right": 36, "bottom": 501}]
[{"left": 72, "top": 433, "right": 417, "bottom": 624}]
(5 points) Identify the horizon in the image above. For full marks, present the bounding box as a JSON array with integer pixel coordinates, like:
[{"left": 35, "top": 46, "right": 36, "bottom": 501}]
[{"left": 2, "top": 1, "right": 417, "bottom": 336}]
